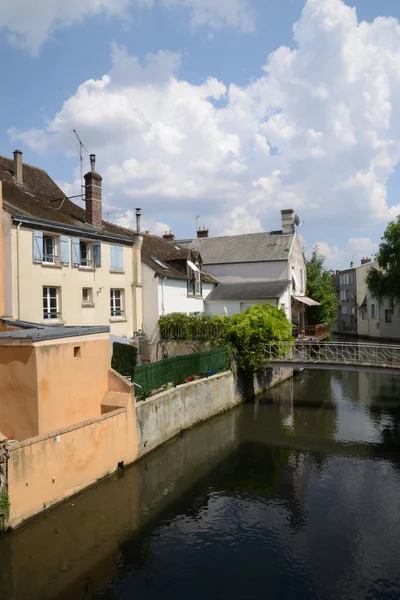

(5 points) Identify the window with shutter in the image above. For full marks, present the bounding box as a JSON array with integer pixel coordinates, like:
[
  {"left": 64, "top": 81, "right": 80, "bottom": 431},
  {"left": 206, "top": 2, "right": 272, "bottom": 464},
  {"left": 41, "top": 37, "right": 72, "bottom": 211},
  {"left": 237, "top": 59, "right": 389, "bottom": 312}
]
[
  {"left": 110, "top": 245, "right": 123, "bottom": 271},
  {"left": 33, "top": 231, "right": 43, "bottom": 263},
  {"left": 93, "top": 241, "right": 101, "bottom": 267},
  {"left": 60, "top": 236, "right": 69, "bottom": 265},
  {"left": 71, "top": 238, "right": 80, "bottom": 266}
]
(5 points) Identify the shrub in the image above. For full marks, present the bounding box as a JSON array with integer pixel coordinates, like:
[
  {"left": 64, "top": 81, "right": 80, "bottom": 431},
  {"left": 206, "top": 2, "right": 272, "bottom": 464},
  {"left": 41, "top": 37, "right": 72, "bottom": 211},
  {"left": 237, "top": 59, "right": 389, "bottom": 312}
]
[{"left": 111, "top": 342, "right": 138, "bottom": 379}]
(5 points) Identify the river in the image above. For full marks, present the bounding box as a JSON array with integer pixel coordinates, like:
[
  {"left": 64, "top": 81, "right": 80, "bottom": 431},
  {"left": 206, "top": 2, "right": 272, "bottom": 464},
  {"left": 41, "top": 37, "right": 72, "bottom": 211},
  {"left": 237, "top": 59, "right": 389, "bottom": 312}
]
[{"left": 1, "top": 368, "right": 400, "bottom": 600}]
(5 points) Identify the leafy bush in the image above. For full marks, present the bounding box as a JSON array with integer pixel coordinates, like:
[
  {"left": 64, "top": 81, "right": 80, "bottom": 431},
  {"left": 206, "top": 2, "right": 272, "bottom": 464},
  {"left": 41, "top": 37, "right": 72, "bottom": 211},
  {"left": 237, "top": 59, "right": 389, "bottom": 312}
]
[
  {"left": 158, "top": 304, "right": 293, "bottom": 373},
  {"left": 111, "top": 342, "right": 138, "bottom": 379},
  {"left": 0, "top": 487, "right": 10, "bottom": 531}
]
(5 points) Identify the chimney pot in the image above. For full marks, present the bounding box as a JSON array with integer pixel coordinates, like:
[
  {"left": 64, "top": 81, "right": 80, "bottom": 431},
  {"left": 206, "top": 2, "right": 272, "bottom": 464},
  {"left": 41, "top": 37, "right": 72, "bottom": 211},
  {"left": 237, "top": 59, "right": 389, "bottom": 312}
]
[
  {"left": 13, "top": 149, "right": 23, "bottom": 185},
  {"left": 281, "top": 208, "right": 295, "bottom": 235},
  {"left": 163, "top": 231, "right": 175, "bottom": 241},
  {"left": 135, "top": 208, "right": 141, "bottom": 233},
  {"left": 84, "top": 157, "right": 103, "bottom": 228},
  {"left": 197, "top": 227, "right": 209, "bottom": 239}
]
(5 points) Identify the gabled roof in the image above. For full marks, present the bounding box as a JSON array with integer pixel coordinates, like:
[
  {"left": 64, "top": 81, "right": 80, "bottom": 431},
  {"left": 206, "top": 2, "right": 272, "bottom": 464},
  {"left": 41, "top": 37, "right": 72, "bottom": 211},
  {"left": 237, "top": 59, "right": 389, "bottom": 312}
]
[
  {"left": 176, "top": 231, "right": 294, "bottom": 265},
  {"left": 206, "top": 279, "right": 290, "bottom": 302},
  {"left": 0, "top": 155, "right": 137, "bottom": 243},
  {"left": 142, "top": 234, "right": 218, "bottom": 283}
]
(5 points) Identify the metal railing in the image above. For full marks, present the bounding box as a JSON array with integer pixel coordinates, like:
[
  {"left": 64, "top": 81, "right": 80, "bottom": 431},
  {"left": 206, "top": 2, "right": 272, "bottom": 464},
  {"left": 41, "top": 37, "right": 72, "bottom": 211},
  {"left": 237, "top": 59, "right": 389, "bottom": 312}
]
[
  {"left": 292, "top": 323, "right": 331, "bottom": 339},
  {"left": 265, "top": 341, "right": 400, "bottom": 370}
]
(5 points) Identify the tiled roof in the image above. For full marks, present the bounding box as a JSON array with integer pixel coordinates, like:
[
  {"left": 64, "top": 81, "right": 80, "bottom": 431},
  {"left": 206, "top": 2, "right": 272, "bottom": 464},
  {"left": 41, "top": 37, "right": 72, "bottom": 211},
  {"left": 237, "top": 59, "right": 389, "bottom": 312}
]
[
  {"left": 206, "top": 279, "right": 290, "bottom": 302},
  {"left": 0, "top": 155, "right": 137, "bottom": 242},
  {"left": 142, "top": 234, "right": 218, "bottom": 283},
  {"left": 177, "top": 231, "right": 294, "bottom": 265}
]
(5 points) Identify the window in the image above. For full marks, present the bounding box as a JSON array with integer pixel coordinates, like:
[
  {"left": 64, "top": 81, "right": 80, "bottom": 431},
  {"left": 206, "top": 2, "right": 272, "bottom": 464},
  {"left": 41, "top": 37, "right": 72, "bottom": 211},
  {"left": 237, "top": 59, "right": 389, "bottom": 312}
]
[
  {"left": 42, "top": 235, "right": 57, "bottom": 264},
  {"left": 187, "top": 267, "right": 202, "bottom": 296},
  {"left": 371, "top": 303, "right": 376, "bottom": 319},
  {"left": 110, "top": 289, "right": 124, "bottom": 317},
  {"left": 74, "top": 346, "right": 81, "bottom": 359},
  {"left": 151, "top": 256, "right": 170, "bottom": 270},
  {"left": 79, "top": 241, "right": 91, "bottom": 267},
  {"left": 72, "top": 238, "right": 101, "bottom": 268},
  {"left": 361, "top": 310, "right": 367, "bottom": 320},
  {"left": 385, "top": 309, "right": 393, "bottom": 324},
  {"left": 340, "top": 275, "right": 343, "bottom": 285},
  {"left": 43, "top": 287, "right": 60, "bottom": 320},
  {"left": 82, "top": 287, "right": 93, "bottom": 305},
  {"left": 341, "top": 306, "right": 348, "bottom": 315},
  {"left": 111, "top": 246, "right": 124, "bottom": 271},
  {"left": 351, "top": 290, "right": 355, "bottom": 299},
  {"left": 300, "top": 269, "right": 304, "bottom": 293},
  {"left": 346, "top": 289, "right": 349, "bottom": 300}
]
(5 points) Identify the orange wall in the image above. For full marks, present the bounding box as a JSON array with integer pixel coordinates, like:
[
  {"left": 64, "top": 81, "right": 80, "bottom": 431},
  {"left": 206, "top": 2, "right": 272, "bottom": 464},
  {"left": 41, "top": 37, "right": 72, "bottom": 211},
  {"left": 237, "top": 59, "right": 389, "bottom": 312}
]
[
  {"left": 0, "top": 345, "right": 38, "bottom": 440},
  {"left": 0, "top": 182, "right": 4, "bottom": 317},
  {"left": 8, "top": 397, "right": 138, "bottom": 527},
  {"left": 36, "top": 336, "right": 110, "bottom": 434}
]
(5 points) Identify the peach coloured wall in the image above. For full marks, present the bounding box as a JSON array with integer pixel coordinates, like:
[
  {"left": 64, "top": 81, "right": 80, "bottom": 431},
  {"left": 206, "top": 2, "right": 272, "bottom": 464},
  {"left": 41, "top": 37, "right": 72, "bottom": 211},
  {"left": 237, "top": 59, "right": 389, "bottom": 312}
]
[
  {"left": 0, "top": 182, "right": 4, "bottom": 317},
  {"left": 7, "top": 397, "right": 138, "bottom": 528},
  {"left": 36, "top": 335, "right": 111, "bottom": 434},
  {"left": 0, "top": 345, "right": 38, "bottom": 440}
]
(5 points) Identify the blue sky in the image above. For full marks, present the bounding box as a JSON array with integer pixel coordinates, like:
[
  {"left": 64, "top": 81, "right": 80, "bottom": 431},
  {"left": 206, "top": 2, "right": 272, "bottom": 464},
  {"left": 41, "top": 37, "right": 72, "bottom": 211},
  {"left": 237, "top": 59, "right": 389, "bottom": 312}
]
[{"left": 2, "top": 0, "right": 400, "bottom": 268}]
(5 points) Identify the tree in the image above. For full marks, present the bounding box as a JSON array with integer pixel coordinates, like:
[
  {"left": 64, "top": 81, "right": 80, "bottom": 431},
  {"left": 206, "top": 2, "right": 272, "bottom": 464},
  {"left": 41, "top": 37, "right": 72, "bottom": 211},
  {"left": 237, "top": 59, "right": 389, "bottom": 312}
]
[
  {"left": 221, "top": 303, "right": 293, "bottom": 372},
  {"left": 366, "top": 217, "right": 400, "bottom": 307},
  {"left": 305, "top": 248, "right": 337, "bottom": 325}
]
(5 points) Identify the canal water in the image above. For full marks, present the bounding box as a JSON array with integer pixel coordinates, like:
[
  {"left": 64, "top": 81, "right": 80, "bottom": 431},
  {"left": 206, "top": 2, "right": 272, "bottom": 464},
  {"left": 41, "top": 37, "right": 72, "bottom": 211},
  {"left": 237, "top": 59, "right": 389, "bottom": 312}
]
[{"left": 2, "top": 368, "right": 400, "bottom": 600}]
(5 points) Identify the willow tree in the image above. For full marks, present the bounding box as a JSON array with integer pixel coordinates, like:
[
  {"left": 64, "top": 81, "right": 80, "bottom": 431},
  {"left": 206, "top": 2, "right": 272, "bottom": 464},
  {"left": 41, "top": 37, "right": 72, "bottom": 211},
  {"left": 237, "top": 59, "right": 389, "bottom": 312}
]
[{"left": 366, "top": 217, "right": 400, "bottom": 307}]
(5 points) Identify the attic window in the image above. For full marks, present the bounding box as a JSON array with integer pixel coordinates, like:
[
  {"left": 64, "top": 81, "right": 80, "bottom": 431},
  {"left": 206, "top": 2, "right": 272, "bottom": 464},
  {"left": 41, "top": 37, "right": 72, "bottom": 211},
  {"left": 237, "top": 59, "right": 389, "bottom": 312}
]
[
  {"left": 173, "top": 245, "right": 181, "bottom": 250},
  {"left": 151, "top": 257, "right": 170, "bottom": 270}
]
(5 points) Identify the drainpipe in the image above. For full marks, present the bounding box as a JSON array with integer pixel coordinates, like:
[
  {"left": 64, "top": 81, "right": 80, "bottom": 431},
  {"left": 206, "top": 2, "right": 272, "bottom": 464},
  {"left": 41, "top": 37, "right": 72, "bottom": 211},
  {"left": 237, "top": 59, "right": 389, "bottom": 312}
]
[
  {"left": 16, "top": 223, "right": 21, "bottom": 320},
  {"left": 161, "top": 276, "right": 167, "bottom": 315}
]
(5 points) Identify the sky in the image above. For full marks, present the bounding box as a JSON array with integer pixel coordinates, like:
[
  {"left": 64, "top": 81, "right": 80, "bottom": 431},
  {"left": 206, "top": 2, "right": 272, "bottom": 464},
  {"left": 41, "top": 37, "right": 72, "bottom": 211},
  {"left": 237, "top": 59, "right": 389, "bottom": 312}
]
[{"left": 2, "top": 0, "right": 400, "bottom": 269}]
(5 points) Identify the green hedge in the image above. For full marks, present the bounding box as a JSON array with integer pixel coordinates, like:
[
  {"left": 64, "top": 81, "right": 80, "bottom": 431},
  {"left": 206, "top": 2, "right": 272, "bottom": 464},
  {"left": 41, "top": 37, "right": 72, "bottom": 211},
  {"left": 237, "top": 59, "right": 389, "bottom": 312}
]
[
  {"left": 111, "top": 342, "right": 138, "bottom": 378},
  {"left": 133, "top": 347, "right": 229, "bottom": 399},
  {"left": 159, "top": 313, "right": 229, "bottom": 343}
]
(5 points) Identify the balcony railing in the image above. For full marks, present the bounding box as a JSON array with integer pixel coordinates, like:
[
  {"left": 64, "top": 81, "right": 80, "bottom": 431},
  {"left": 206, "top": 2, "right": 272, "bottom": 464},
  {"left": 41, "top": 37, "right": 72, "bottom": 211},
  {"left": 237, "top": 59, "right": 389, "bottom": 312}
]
[{"left": 292, "top": 323, "right": 331, "bottom": 340}]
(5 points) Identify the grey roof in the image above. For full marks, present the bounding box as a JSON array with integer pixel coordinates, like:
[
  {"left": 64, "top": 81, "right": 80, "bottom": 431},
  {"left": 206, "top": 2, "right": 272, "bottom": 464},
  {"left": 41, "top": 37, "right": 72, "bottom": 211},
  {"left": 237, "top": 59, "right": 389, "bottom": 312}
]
[
  {"left": 0, "top": 325, "right": 109, "bottom": 342},
  {"left": 177, "top": 231, "right": 293, "bottom": 265},
  {"left": 206, "top": 280, "right": 290, "bottom": 302}
]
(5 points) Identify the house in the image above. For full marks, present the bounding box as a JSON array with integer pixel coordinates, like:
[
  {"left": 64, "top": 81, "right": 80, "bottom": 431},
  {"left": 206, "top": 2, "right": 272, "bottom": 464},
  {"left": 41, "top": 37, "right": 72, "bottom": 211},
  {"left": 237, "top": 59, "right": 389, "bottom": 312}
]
[
  {"left": 177, "top": 209, "right": 322, "bottom": 336},
  {"left": 355, "top": 258, "right": 400, "bottom": 340},
  {"left": 335, "top": 263, "right": 357, "bottom": 335},
  {"left": 141, "top": 232, "right": 217, "bottom": 344},
  {"left": 0, "top": 150, "right": 142, "bottom": 339}
]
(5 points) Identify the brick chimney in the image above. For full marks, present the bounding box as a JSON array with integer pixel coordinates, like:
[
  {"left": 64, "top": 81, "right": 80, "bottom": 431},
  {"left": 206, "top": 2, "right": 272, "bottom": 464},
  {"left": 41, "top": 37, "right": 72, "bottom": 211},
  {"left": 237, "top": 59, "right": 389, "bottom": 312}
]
[
  {"left": 163, "top": 231, "right": 175, "bottom": 241},
  {"left": 281, "top": 209, "right": 295, "bottom": 235},
  {"left": 197, "top": 227, "right": 209, "bottom": 239},
  {"left": 13, "top": 150, "right": 23, "bottom": 185},
  {"left": 84, "top": 154, "right": 102, "bottom": 228},
  {"left": 361, "top": 257, "right": 371, "bottom": 265}
]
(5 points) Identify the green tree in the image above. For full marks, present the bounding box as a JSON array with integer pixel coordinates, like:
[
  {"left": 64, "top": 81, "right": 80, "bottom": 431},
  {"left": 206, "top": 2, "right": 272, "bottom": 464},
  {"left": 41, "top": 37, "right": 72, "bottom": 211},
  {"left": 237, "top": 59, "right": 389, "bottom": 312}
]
[
  {"left": 221, "top": 303, "right": 293, "bottom": 372},
  {"left": 366, "top": 217, "right": 400, "bottom": 307},
  {"left": 305, "top": 248, "right": 337, "bottom": 325}
]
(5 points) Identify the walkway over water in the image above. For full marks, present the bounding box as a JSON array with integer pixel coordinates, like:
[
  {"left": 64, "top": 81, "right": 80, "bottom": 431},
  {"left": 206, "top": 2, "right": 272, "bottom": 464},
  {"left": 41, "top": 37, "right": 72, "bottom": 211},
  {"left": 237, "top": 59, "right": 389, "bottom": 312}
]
[{"left": 266, "top": 341, "right": 400, "bottom": 374}]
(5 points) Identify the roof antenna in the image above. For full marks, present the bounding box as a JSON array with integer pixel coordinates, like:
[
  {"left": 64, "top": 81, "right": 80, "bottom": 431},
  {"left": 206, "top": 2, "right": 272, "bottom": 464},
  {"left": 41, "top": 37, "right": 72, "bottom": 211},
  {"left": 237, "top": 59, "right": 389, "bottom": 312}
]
[
  {"left": 73, "top": 129, "right": 88, "bottom": 198},
  {"left": 196, "top": 214, "right": 201, "bottom": 233}
]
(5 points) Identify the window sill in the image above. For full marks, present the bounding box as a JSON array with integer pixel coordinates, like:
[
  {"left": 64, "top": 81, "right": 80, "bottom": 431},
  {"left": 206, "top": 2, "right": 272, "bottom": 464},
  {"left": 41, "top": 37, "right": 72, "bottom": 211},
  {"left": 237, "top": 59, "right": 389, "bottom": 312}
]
[
  {"left": 110, "top": 269, "right": 125, "bottom": 274},
  {"left": 78, "top": 266, "right": 96, "bottom": 272},
  {"left": 82, "top": 302, "right": 95, "bottom": 308},
  {"left": 43, "top": 319, "right": 64, "bottom": 326},
  {"left": 187, "top": 295, "right": 203, "bottom": 299},
  {"left": 110, "top": 317, "right": 127, "bottom": 323},
  {"left": 41, "top": 263, "right": 62, "bottom": 269}
]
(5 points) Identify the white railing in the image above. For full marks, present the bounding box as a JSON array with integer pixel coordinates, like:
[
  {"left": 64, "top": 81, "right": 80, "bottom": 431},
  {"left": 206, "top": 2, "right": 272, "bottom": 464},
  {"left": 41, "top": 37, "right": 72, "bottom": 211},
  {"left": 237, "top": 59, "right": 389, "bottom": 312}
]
[{"left": 265, "top": 341, "right": 400, "bottom": 369}]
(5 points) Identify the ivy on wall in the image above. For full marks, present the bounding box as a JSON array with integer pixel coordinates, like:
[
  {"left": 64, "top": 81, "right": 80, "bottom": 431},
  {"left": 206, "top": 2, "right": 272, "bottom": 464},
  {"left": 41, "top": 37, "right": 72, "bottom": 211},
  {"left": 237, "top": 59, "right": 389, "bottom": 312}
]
[
  {"left": 0, "top": 487, "right": 10, "bottom": 532},
  {"left": 111, "top": 343, "right": 138, "bottom": 379}
]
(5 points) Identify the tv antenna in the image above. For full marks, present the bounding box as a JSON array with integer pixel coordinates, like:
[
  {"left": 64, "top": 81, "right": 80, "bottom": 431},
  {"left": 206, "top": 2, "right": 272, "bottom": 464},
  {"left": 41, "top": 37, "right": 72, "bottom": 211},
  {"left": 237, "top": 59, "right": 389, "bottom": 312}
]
[
  {"left": 73, "top": 129, "right": 88, "bottom": 197},
  {"left": 196, "top": 214, "right": 201, "bottom": 233}
]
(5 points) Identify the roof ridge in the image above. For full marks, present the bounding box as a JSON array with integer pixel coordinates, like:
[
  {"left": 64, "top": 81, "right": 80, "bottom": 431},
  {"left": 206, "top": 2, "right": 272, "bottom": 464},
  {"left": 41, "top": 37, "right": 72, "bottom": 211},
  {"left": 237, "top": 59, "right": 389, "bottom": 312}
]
[{"left": 0, "top": 154, "right": 50, "bottom": 175}]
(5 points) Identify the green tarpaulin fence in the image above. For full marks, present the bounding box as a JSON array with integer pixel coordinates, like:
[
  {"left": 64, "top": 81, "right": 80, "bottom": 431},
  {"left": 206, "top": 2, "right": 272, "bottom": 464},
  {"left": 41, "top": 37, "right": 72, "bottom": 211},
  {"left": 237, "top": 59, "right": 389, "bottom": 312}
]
[{"left": 133, "top": 347, "right": 229, "bottom": 399}]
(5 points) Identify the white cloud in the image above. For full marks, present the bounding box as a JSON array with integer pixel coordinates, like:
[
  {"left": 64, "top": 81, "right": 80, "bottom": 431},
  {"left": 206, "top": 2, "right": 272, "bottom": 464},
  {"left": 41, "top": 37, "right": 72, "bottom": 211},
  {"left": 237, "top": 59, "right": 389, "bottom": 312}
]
[
  {"left": 313, "top": 241, "right": 342, "bottom": 262},
  {"left": 10, "top": 0, "right": 400, "bottom": 239},
  {"left": 0, "top": 0, "right": 253, "bottom": 53},
  {"left": 347, "top": 237, "right": 378, "bottom": 257}
]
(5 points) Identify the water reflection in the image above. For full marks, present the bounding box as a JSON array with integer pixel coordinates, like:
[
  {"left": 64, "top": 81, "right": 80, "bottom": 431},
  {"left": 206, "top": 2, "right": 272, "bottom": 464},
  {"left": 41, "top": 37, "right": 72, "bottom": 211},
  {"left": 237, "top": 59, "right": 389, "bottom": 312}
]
[{"left": 1, "top": 369, "right": 400, "bottom": 600}]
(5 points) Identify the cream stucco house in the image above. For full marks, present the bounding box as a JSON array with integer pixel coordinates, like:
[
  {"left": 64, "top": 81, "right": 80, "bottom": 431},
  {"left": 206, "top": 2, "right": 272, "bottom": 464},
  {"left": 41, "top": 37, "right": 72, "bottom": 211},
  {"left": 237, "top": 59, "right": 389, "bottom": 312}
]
[{"left": 0, "top": 150, "right": 142, "bottom": 338}]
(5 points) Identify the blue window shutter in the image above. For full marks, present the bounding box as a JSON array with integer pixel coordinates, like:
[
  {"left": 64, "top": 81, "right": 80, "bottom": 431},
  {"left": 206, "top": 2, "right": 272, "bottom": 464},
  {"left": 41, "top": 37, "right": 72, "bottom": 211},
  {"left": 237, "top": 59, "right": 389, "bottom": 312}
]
[
  {"left": 71, "top": 238, "right": 80, "bottom": 266},
  {"left": 110, "top": 245, "right": 117, "bottom": 271},
  {"left": 60, "top": 236, "right": 69, "bottom": 265},
  {"left": 117, "top": 246, "right": 123, "bottom": 271},
  {"left": 94, "top": 241, "right": 101, "bottom": 268},
  {"left": 33, "top": 230, "right": 43, "bottom": 263}
]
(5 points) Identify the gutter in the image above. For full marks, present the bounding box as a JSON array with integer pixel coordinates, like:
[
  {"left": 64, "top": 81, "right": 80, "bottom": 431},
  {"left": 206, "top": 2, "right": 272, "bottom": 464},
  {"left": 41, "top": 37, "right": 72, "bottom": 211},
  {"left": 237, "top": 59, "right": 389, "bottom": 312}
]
[{"left": 11, "top": 214, "right": 140, "bottom": 245}]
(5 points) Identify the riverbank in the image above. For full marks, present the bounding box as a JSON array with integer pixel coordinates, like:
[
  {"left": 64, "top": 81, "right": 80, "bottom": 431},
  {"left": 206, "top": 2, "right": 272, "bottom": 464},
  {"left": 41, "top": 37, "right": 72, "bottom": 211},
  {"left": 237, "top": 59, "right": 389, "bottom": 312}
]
[{"left": 3, "top": 366, "right": 293, "bottom": 529}]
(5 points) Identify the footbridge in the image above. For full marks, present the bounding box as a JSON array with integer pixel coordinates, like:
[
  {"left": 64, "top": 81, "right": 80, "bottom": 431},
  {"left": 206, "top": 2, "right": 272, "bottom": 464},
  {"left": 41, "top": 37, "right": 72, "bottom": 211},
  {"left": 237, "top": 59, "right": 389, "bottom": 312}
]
[{"left": 265, "top": 341, "right": 400, "bottom": 375}]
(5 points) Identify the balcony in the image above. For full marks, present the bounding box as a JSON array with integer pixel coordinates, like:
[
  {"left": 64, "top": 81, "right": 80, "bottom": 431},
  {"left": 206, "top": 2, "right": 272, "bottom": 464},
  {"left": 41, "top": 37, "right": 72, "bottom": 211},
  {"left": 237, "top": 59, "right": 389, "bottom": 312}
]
[{"left": 292, "top": 323, "right": 331, "bottom": 341}]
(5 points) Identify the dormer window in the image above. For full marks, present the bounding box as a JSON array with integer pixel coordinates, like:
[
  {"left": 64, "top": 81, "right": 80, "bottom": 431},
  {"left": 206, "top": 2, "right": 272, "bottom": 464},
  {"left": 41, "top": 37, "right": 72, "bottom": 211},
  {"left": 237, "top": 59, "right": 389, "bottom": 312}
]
[{"left": 187, "top": 260, "right": 202, "bottom": 297}]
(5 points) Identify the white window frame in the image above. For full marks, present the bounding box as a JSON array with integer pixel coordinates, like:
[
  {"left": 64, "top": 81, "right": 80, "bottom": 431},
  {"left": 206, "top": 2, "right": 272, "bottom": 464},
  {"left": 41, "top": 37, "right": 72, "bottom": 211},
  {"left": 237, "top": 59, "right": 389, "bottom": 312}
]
[
  {"left": 43, "top": 286, "right": 60, "bottom": 320},
  {"left": 385, "top": 309, "right": 393, "bottom": 324},
  {"left": 43, "top": 235, "right": 58, "bottom": 265},
  {"left": 110, "top": 289, "right": 124, "bottom": 317},
  {"left": 82, "top": 287, "right": 93, "bottom": 305},
  {"left": 79, "top": 240, "right": 92, "bottom": 267},
  {"left": 371, "top": 303, "right": 376, "bottom": 319}
]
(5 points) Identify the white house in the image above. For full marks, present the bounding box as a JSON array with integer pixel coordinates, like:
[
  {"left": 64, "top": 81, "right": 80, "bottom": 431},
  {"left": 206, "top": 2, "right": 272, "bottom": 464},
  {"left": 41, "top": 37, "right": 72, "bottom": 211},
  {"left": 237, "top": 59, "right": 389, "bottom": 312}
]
[
  {"left": 141, "top": 233, "right": 217, "bottom": 344},
  {"left": 177, "top": 209, "right": 319, "bottom": 330}
]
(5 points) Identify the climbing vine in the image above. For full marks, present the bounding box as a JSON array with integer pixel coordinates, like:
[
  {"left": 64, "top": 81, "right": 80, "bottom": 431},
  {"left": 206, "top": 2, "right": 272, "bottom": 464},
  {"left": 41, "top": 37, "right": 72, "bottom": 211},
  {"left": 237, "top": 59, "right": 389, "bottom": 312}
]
[{"left": 0, "top": 487, "right": 10, "bottom": 532}]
